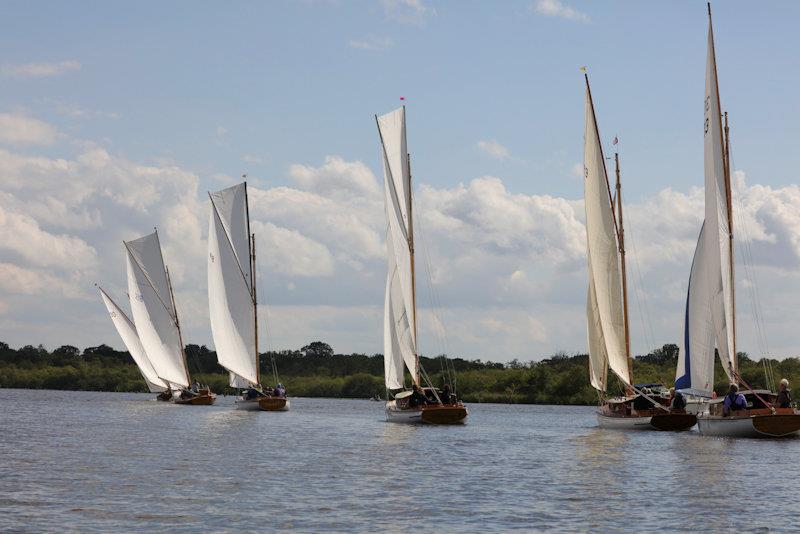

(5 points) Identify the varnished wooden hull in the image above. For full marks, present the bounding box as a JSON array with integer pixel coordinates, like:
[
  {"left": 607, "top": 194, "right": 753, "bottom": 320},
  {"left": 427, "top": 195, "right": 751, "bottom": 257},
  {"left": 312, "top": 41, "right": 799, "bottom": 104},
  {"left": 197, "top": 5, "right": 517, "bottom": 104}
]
[
  {"left": 174, "top": 392, "right": 216, "bottom": 405},
  {"left": 698, "top": 412, "right": 800, "bottom": 438},
  {"left": 258, "top": 397, "right": 290, "bottom": 411},
  {"left": 385, "top": 401, "right": 468, "bottom": 424}
]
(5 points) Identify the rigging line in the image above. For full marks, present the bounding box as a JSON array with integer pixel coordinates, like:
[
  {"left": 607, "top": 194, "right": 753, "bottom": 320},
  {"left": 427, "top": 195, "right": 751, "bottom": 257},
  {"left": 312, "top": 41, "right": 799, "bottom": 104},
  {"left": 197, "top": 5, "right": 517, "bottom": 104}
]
[
  {"left": 254, "top": 246, "right": 279, "bottom": 385},
  {"left": 209, "top": 193, "right": 253, "bottom": 298},
  {"left": 625, "top": 219, "right": 657, "bottom": 351}
]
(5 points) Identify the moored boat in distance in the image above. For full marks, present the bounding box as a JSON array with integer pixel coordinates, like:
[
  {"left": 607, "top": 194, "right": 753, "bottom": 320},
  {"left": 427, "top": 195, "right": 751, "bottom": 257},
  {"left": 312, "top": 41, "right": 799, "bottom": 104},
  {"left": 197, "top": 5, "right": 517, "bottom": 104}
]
[
  {"left": 208, "top": 181, "right": 289, "bottom": 412},
  {"left": 583, "top": 73, "right": 696, "bottom": 431},
  {"left": 376, "top": 106, "right": 467, "bottom": 425},
  {"left": 676, "top": 4, "right": 800, "bottom": 438},
  {"left": 125, "top": 229, "right": 216, "bottom": 405}
]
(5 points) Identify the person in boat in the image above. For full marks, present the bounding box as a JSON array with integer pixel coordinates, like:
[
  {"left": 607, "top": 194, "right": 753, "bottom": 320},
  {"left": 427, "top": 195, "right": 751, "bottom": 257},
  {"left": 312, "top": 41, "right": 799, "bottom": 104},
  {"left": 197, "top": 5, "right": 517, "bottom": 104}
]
[
  {"left": 244, "top": 387, "right": 261, "bottom": 400},
  {"left": 274, "top": 383, "right": 286, "bottom": 398},
  {"left": 776, "top": 378, "right": 792, "bottom": 409},
  {"left": 191, "top": 379, "right": 201, "bottom": 392},
  {"left": 669, "top": 387, "right": 687, "bottom": 412},
  {"left": 441, "top": 384, "right": 453, "bottom": 405},
  {"left": 722, "top": 384, "right": 747, "bottom": 416},
  {"left": 409, "top": 384, "right": 429, "bottom": 407}
]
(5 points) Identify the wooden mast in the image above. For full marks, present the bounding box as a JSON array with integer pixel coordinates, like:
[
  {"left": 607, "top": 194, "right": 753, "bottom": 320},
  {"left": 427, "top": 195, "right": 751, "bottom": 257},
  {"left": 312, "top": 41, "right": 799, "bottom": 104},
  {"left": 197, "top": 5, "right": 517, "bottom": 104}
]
[
  {"left": 406, "top": 107, "right": 419, "bottom": 386},
  {"left": 709, "top": 3, "right": 737, "bottom": 375},
  {"left": 244, "top": 180, "right": 260, "bottom": 387},
  {"left": 615, "top": 152, "right": 633, "bottom": 383},
  {"left": 165, "top": 265, "right": 191, "bottom": 386}
]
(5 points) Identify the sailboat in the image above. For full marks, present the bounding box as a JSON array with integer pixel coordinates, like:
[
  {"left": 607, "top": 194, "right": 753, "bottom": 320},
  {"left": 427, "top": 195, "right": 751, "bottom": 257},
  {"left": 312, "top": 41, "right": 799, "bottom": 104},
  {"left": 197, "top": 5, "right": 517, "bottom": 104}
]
[
  {"left": 584, "top": 74, "right": 696, "bottom": 431},
  {"left": 376, "top": 106, "right": 468, "bottom": 425},
  {"left": 97, "top": 285, "right": 170, "bottom": 398},
  {"left": 125, "top": 230, "right": 216, "bottom": 405},
  {"left": 677, "top": 4, "right": 800, "bottom": 438},
  {"left": 208, "top": 181, "right": 289, "bottom": 411}
]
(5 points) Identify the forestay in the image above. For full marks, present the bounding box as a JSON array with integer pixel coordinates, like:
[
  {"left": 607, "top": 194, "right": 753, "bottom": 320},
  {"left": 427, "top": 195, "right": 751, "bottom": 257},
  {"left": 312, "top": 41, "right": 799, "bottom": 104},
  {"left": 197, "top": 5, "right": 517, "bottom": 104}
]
[
  {"left": 583, "top": 82, "right": 631, "bottom": 390},
  {"left": 98, "top": 287, "right": 168, "bottom": 393},
  {"left": 208, "top": 182, "right": 258, "bottom": 386},
  {"left": 377, "top": 107, "right": 418, "bottom": 389},
  {"left": 676, "top": 15, "right": 735, "bottom": 395},
  {"left": 125, "top": 231, "right": 190, "bottom": 388}
]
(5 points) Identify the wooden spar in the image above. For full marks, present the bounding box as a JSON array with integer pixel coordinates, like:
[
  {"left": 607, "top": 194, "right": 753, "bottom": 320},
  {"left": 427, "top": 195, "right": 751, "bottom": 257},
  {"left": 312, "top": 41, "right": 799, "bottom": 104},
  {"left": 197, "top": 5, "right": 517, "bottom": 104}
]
[
  {"left": 615, "top": 153, "right": 633, "bottom": 383},
  {"left": 724, "top": 111, "right": 736, "bottom": 374},
  {"left": 406, "top": 109, "right": 419, "bottom": 386},
  {"left": 165, "top": 265, "right": 191, "bottom": 386},
  {"left": 244, "top": 181, "right": 261, "bottom": 387}
]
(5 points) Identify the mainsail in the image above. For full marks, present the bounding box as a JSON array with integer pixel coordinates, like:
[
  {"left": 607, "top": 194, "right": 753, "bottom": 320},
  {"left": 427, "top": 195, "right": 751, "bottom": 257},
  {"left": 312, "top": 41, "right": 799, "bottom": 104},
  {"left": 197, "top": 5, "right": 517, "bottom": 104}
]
[
  {"left": 677, "top": 10, "right": 736, "bottom": 395},
  {"left": 583, "top": 78, "right": 631, "bottom": 390},
  {"left": 125, "top": 231, "right": 190, "bottom": 389},
  {"left": 208, "top": 182, "right": 259, "bottom": 387},
  {"left": 377, "top": 106, "right": 418, "bottom": 389},
  {"left": 98, "top": 287, "right": 168, "bottom": 393}
]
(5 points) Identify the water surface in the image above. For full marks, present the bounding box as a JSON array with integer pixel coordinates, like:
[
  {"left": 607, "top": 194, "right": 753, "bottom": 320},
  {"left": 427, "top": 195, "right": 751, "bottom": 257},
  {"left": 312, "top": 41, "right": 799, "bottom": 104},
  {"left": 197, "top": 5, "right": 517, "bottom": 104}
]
[{"left": 0, "top": 389, "right": 795, "bottom": 532}]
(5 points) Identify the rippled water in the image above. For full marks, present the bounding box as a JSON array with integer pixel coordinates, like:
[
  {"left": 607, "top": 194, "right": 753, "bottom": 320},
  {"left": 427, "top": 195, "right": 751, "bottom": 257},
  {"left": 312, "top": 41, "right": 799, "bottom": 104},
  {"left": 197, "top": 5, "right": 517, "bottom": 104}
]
[{"left": 0, "top": 388, "right": 797, "bottom": 532}]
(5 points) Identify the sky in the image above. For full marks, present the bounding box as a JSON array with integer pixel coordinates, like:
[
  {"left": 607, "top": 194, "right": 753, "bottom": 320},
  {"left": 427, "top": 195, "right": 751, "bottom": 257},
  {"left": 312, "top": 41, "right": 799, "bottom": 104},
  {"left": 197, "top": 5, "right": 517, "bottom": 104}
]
[{"left": 3, "top": 0, "right": 800, "bottom": 363}]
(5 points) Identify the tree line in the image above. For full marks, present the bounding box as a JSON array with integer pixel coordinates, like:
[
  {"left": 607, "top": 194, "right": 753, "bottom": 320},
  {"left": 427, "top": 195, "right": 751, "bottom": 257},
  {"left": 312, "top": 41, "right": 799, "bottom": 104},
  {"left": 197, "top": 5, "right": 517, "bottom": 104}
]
[{"left": 2, "top": 340, "right": 799, "bottom": 404}]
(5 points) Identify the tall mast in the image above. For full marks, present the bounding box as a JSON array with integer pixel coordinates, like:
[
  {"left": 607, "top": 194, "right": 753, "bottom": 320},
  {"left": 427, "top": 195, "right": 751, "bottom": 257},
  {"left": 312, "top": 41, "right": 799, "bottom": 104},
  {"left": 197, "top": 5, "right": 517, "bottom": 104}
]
[
  {"left": 615, "top": 152, "right": 633, "bottom": 382},
  {"left": 244, "top": 180, "right": 260, "bottom": 386},
  {"left": 166, "top": 265, "right": 191, "bottom": 384},
  {"left": 406, "top": 109, "right": 419, "bottom": 386},
  {"left": 709, "top": 2, "right": 737, "bottom": 374}
]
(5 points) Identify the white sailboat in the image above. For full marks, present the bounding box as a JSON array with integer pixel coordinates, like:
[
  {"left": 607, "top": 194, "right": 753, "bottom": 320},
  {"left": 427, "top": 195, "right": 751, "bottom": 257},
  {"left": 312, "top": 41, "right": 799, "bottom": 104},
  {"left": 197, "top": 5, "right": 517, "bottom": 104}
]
[
  {"left": 208, "top": 181, "right": 288, "bottom": 411},
  {"left": 678, "top": 4, "right": 800, "bottom": 437},
  {"left": 97, "top": 285, "right": 169, "bottom": 397},
  {"left": 125, "top": 230, "right": 216, "bottom": 405},
  {"left": 376, "top": 106, "right": 467, "bottom": 425},
  {"left": 584, "top": 74, "right": 696, "bottom": 431}
]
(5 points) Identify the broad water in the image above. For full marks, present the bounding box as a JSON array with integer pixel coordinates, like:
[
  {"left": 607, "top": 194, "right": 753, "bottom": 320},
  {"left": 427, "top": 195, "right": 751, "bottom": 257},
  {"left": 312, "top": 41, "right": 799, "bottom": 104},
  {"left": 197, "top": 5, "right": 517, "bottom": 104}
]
[{"left": 0, "top": 389, "right": 797, "bottom": 532}]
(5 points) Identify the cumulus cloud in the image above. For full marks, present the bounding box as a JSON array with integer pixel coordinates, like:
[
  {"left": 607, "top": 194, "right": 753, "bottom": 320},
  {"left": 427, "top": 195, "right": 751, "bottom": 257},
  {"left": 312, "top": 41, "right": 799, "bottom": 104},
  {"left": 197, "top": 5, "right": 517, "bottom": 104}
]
[
  {"left": 0, "top": 113, "right": 60, "bottom": 145},
  {"left": 532, "top": 0, "right": 590, "bottom": 23},
  {"left": 349, "top": 35, "right": 394, "bottom": 51},
  {"left": 381, "top": 0, "right": 436, "bottom": 25},
  {"left": 476, "top": 139, "right": 511, "bottom": 160},
  {"left": 2, "top": 60, "right": 81, "bottom": 79}
]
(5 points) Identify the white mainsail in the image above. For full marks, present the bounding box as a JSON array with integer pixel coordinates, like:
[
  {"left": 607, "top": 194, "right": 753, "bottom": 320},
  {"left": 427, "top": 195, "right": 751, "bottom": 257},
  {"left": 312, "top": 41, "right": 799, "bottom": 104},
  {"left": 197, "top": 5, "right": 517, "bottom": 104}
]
[
  {"left": 125, "top": 231, "right": 190, "bottom": 389},
  {"left": 583, "top": 78, "right": 631, "bottom": 390},
  {"left": 677, "top": 12, "right": 736, "bottom": 394},
  {"left": 98, "top": 287, "right": 168, "bottom": 393},
  {"left": 208, "top": 182, "right": 259, "bottom": 387},
  {"left": 377, "top": 106, "right": 418, "bottom": 389}
]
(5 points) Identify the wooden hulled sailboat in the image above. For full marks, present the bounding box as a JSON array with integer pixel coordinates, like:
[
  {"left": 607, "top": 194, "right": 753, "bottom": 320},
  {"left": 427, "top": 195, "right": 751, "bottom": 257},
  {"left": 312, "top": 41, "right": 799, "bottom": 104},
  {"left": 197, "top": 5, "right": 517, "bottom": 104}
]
[
  {"left": 98, "top": 286, "right": 170, "bottom": 398},
  {"left": 584, "top": 75, "right": 696, "bottom": 431},
  {"left": 125, "top": 230, "right": 216, "bottom": 405},
  {"left": 376, "top": 106, "right": 467, "bottom": 425},
  {"left": 208, "top": 182, "right": 289, "bottom": 412},
  {"left": 677, "top": 5, "right": 800, "bottom": 438}
]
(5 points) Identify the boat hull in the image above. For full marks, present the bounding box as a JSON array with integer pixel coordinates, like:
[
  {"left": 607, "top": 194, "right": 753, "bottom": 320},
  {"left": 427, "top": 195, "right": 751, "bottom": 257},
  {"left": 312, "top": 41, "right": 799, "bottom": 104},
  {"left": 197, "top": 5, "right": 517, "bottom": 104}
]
[
  {"left": 258, "top": 397, "right": 290, "bottom": 411},
  {"left": 597, "top": 411, "right": 696, "bottom": 431},
  {"left": 174, "top": 392, "right": 216, "bottom": 405},
  {"left": 385, "top": 401, "right": 468, "bottom": 424},
  {"left": 698, "top": 413, "right": 800, "bottom": 438},
  {"left": 235, "top": 397, "right": 263, "bottom": 411}
]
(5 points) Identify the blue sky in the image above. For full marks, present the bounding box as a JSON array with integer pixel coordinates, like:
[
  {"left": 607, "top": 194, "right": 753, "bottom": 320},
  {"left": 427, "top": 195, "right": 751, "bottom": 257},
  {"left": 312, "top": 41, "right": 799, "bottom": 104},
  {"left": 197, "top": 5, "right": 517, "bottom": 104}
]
[{"left": 3, "top": 0, "right": 800, "bottom": 362}]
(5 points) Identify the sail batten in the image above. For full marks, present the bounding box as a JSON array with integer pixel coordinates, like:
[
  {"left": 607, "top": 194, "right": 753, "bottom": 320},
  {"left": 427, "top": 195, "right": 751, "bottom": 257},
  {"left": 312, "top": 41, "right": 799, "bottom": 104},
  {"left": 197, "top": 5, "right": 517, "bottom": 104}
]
[
  {"left": 583, "top": 79, "right": 631, "bottom": 390},
  {"left": 377, "top": 107, "right": 418, "bottom": 387},
  {"left": 98, "top": 287, "right": 168, "bottom": 393},
  {"left": 125, "top": 231, "right": 190, "bottom": 388},
  {"left": 208, "top": 182, "right": 259, "bottom": 386}
]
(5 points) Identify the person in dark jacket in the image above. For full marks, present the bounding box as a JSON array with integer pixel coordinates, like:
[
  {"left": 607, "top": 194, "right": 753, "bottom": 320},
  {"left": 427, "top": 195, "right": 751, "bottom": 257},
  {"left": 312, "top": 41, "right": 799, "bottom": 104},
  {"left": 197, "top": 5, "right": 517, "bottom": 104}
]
[
  {"left": 409, "top": 384, "right": 428, "bottom": 407},
  {"left": 441, "top": 384, "right": 452, "bottom": 405},
  {"left": 669, "top": 387, "right": 687, "bottom": 411},
  {"left": 723, "top": 384, "right": 747, "bottom": 416},
  {"left": 776, "top": 378, "right": 792, "bottom": 409}
]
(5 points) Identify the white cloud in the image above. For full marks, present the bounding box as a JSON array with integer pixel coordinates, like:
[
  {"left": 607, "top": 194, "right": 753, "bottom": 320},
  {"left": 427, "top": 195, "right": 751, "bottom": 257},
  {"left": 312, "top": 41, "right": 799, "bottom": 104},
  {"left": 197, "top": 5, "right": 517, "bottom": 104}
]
[
  {"left": 216, "top": 126, "right": 228, "bottom": 137},
  {"left": 2, "top": 60, "right": 81, "bottom": 79},
  {"left": 0, "top": 113, "right": 59, "bottom": 145},
  {"left": 476, "top": 139, "right": 511, "bottom": 160},
  {"left": 381, "top": 0, "right": 436, "bottom": 25},
  {"left": 532, "top": 0, "right": 590, "bottom": 23},
  {"left": 242, "top": 154, "right": 264, "bottom": 164},
  {"left": 349, "top": 35, "right": 394, "bottom": 50}
]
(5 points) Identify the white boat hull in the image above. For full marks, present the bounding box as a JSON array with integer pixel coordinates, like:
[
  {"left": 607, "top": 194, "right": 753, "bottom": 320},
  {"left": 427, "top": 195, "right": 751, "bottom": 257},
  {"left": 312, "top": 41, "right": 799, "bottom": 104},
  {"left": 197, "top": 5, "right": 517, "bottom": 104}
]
[
  {"left": 596, "top": 412, "right": 653, "bottom": 430},
  {"left": 698, "top": 414, "right": 800, "bottom": 438},
  {"left": 385, "top": 401, "right": 423, "bottom": 424}
]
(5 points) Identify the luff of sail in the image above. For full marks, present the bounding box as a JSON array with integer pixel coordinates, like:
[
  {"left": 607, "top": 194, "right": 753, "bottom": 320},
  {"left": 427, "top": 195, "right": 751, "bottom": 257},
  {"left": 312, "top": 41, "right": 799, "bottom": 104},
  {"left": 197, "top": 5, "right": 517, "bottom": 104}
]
[
  {"left": 583, "top": 78, "right": 631, "bottom": 389},
  {"left": 677, "top": 10, "right": 736, "bottom": 394},
  {"left": 377, "top": 106, "right": 418, "bottom": 389},
  {"left": 125, "top": 231, "right": 190, "bottom": 388},
  {"left": 208, "top": 182, "right": 258, "bottom": 386},
  {"left": 98, "top": 287, "right": 168, "bottom": 393}
]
